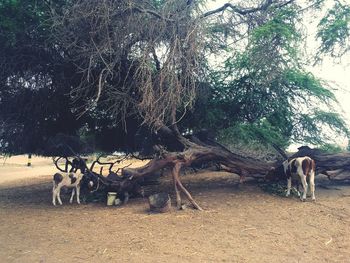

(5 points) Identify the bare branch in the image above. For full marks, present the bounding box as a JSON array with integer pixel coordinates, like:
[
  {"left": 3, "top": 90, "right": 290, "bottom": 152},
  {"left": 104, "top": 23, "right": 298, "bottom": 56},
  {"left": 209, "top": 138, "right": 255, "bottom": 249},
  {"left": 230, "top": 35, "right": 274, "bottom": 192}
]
[
  {"left": 128, "top": 6, "right": 174, "bottom": 22},
  {"left": 201, "top": 0, "right": 295, "bottom": 18},
  {"left": 53, "top": 156, "right": 72, "bottom": 173}
]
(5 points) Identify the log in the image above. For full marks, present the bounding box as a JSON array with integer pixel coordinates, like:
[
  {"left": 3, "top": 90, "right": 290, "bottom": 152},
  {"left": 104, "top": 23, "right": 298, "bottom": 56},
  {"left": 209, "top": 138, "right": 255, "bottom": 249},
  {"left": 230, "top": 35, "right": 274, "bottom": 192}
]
[
  {"left": 291, "top": 146, "right": 350, "bottom": 181},
  {"left": 79, "top": 119, "right": 346, "bottom": 211},
  {"left": 122, "top": 141, "right": 274, "bottom": 210},
  {"left": 55, "top": 134, "right": 350, "bottom": 211}
]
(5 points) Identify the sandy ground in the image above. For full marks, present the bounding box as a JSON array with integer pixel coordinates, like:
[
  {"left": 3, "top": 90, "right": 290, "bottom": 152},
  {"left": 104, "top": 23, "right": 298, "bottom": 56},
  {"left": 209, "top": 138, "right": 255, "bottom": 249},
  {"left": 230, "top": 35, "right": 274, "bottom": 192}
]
[
  {"left": 0, "top": 155, "right": 57, "bottom": 184},
  {"left": 0, "top": 155, "right": 350, "bottom": 263}
]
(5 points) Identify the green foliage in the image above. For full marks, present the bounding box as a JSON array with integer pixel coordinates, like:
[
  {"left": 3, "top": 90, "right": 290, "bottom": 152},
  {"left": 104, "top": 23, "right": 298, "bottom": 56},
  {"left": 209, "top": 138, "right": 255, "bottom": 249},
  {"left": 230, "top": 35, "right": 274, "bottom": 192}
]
[
  {"left": 317, "top": 1, "right": 350, "bottom": 57},
  {"left": 319, "top": 143, "right": 343, "bottom": 153},
  {"left": 0, "top": 0, "right": 349, "bottom": 156},
  {"left": 218, "top": 119, "right": 290, "bottom": 150},
  {"left": 0, "top": 0, "right": 49, "bottom": 48},
  {"left": 0, "top": 0, "right": 133, "bottom": 155},
  {"left": 151, "top": 0, "right": 168, "bottom": 9},
  {"left": 295, "top": 111, "right": 349, "bottom": 144},
  {"left": 284, "top": 70, "right": 335, "bottom": 101},
  {"left": 259, "top": 182, "right": 300, "bottom": 197},
  {"left": 250, "top": 8, "right": 301, "bottom": 59},
  {"left": 186, "top": 5, "right": 349, "bottom": 151}
]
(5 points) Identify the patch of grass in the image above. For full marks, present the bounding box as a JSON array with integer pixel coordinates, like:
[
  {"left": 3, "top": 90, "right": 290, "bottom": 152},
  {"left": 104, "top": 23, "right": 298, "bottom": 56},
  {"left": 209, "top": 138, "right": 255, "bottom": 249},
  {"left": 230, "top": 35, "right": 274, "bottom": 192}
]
[{"left": 259, "top": 181, "right": 300, "bottom": 197}]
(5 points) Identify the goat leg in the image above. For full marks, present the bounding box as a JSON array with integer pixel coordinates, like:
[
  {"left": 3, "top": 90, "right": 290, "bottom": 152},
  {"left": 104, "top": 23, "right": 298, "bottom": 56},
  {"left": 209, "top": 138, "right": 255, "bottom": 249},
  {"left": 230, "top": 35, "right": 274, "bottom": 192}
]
[
  {"left": 76, "top": 186, "right": 81, "bottom": 204},
  {"left": 286, "top": 177, "right": 291, "bottom": 197},
  {"left": 52, "top": 189, "right": 57, "bottom": 206},
  {"left": 70, "top": 188, "right": 75, "bottom": 203},
  {"left": 52, "top": 183, "right": 57, "bottom": 206},
  {"left": 300, "top": 175, "right": 308, "bottom": 201},
  {"left": 309, "top": 171, "right": 316, "bottom": 201},
  {"left": 57, "top": 187, "right": 63, "bottom": 205}
]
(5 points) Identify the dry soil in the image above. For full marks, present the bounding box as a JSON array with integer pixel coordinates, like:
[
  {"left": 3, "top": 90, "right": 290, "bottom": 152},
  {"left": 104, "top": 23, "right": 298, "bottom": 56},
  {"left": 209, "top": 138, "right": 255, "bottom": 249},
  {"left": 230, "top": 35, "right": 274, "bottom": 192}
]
[{"left": 0, "top": 155, "right": 349, "bottom": 263}]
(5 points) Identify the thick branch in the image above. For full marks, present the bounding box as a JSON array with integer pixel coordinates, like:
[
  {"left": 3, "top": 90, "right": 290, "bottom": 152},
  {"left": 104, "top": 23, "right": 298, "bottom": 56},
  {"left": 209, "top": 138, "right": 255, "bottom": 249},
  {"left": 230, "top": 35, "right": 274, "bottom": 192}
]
[
  {"left": 201, "top": 0, "right": 295, "bottom": 18},
  {"left": 129, "top": 1, "right": 296, "bottom": 22}
]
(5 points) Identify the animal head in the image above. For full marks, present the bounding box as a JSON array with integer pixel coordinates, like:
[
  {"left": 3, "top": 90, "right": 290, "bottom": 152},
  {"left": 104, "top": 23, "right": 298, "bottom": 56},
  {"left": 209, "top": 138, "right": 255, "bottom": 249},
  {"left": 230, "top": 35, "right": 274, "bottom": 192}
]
[
  {"left": 82, "top": 172, "right": 98, "bottom": 191},
  {"left": 71, "top": 157, "right": 88, "bottom": 173}
]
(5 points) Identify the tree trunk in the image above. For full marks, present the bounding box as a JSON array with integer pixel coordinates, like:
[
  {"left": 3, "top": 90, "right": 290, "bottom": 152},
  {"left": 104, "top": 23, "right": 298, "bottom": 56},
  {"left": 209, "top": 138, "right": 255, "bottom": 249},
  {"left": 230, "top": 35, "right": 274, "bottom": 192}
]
[
  {"left": 121, "top": 132, "right": 350, "bottom": 210},
  {"left": 291, "top": 146, "right": 350, "bottom": 181},
  {"left": 27, "top": 153, "right": 32, "bottom": 167},
  {"left": 121, "top": 128, "right": 273, "bottom": 210}
]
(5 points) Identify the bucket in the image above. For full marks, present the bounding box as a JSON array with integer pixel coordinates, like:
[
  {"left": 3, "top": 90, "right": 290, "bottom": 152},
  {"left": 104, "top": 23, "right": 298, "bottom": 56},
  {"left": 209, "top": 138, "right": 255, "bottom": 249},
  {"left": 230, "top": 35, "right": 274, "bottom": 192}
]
[{"left": 107, "top": 192, "right": 117, "bottom": 206}]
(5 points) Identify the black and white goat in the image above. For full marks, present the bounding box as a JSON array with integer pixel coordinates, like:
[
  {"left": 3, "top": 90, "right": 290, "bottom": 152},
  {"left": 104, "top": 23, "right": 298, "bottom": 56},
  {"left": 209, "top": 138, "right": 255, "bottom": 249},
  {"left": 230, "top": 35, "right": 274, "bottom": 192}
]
[{"left": 52, "top": 172, "right": 95, "bottom": 206}]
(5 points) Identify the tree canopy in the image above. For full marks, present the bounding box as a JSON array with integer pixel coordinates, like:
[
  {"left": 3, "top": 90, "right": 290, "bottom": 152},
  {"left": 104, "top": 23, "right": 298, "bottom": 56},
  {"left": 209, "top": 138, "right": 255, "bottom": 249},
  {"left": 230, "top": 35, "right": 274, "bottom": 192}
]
[{"left": 0, "top": 0, "right": 349, "bottom": 156}]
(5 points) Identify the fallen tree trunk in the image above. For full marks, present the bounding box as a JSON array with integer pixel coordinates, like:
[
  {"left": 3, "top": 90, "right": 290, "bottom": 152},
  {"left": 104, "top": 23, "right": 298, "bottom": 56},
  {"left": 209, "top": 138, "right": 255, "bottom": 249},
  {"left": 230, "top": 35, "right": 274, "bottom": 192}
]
[
  {"left": 122, "top": 127, "right": 274, "bottom": 210},
  {"left": 54, "top": 134, "right": 350, "bottom": 210},
  {"left": 122, "top": 140, "right": 350, "bottom": 210},
  {"left": 291, "top": 146, "right": 350, "bottom": 181}
]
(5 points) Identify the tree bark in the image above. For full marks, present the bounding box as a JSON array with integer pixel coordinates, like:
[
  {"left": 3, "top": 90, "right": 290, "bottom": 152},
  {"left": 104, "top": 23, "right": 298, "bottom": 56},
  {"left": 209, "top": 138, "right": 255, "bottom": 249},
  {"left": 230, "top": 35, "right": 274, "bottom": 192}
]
[
  {"left": 121, "top": 128, "right": 273, "bottom": 210},
  {"left": 291, "top": 146, "right": 350, "bottom": 181},
  {"left": 121, "top": 136, "right": 350, "bottom": 210}
]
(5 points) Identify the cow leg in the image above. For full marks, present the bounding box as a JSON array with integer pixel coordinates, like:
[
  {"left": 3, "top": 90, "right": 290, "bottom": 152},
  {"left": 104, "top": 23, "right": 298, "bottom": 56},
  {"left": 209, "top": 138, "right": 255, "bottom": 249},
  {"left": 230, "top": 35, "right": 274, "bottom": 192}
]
[
  {"left": 309, "top": 171, "right": 316, "bottom": 201},
  {"left": 286, "top": 177, "right": 292, "bottom": 197},
  {"left": 52, "top": 185, "right": 57, "bottom": 206},
  {"left": 56, "top": 186, "right": 63, "bottom": 205},
  {"left": 296, "top": 180, "right": 301, "bottom": 197},
  {"left": 300, "top": 175, "right": 308, "bottom": 201},
  {"left": 76, "top": 186, "right": 81, "bottom": 204},
  {"left": 70, "top": 188, "right": 75, "bottom": 203}
]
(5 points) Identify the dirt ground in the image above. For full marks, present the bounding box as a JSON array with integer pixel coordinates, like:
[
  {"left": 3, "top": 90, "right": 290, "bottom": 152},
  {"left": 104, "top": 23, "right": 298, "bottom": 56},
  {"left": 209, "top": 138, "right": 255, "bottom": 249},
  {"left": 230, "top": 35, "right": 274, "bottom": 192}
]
[{"left": 0, "top": 156, "right": 350, "bottom": 262}]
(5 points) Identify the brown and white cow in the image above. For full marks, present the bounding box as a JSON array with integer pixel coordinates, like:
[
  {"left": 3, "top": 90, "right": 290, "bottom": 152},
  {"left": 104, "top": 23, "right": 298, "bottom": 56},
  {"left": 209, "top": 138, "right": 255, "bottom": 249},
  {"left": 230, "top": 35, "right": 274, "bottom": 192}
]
[{"left": 283, "top": 156, "right": 316, "bottom": 201}]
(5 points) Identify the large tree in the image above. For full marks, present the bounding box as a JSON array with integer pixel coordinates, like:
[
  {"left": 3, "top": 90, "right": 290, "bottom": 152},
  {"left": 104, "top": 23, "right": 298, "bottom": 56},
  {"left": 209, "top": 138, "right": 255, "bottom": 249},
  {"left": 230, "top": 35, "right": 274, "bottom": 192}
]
[
  {"left": 1, "top": 0, "right": 350, "bottom": 208},
  {"left": 48, "top": 0, "right": 350, "bottom": 209},
  {"left": 0, "top": 0, "right": 146, "bottom": 155},
  {"left": 0, "top": 0, "right": 82, "bottom": 155}
]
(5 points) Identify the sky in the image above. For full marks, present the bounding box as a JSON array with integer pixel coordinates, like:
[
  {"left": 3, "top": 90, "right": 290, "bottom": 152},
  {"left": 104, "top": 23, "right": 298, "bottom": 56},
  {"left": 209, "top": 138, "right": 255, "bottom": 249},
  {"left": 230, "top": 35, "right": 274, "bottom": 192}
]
[
  {"left": 205, "top": 0, "right": 350, "bottom": 148},
  {"left": 311, "top": 60, "right": 350, "bottom": 122}
]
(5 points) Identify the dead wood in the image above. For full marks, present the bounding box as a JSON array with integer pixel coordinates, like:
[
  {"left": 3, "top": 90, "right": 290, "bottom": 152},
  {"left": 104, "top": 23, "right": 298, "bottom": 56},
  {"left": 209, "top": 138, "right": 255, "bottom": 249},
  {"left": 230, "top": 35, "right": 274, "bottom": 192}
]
[
  {"left": 53, "top": 142, "right": 350, "bottom": 210},
  {"left": 122, "top": 130, "right": 274, "bottom": 210},
  {"left": 121, "top": 136, "right": 350, "bottom": 210},
  {"left": 291, "top": 146, "right": 350, "bottom": 181},
  {"left": 266, "top": 146, "right": 350, "bottom": 182}
]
